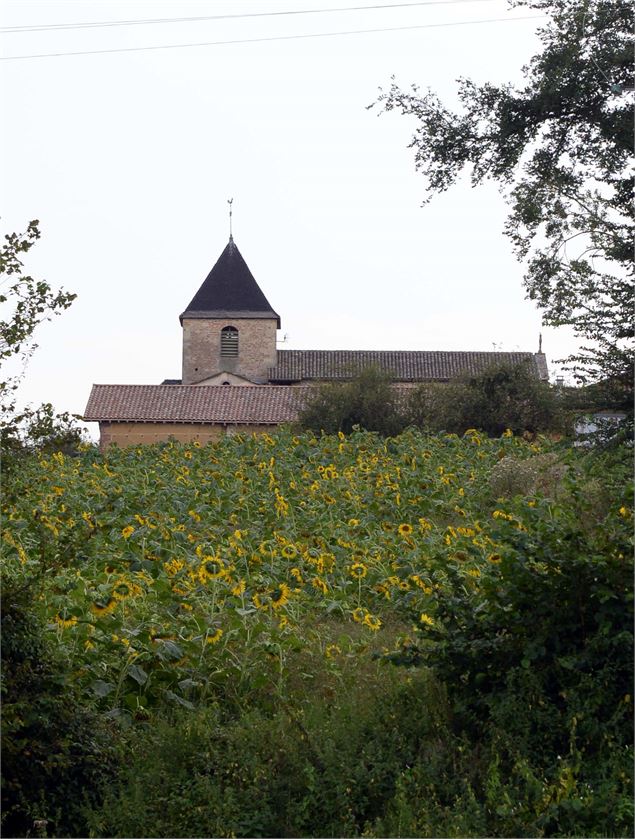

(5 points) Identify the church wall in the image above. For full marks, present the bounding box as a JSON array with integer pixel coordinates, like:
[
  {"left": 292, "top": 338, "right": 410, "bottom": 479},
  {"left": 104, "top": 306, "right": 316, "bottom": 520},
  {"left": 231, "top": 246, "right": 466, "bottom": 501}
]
[
  {"left": 182, "top": 318, "right": 277, "bottom": 384},
  {"left": 99, "top": 421, "right": 279, "bottom": 448}
]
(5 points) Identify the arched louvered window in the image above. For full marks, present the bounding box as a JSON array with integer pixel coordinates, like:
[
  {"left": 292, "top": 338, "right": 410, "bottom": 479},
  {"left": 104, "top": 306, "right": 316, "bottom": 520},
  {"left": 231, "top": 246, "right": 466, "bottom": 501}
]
[{"left": 220, "top": 326, "right": 239, "bottom": 357}]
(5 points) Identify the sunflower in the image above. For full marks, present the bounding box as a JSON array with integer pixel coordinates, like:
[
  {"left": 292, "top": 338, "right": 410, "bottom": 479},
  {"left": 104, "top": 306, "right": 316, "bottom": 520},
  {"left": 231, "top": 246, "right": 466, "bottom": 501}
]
[
  {"left": 398, "top": 523, "right": 413, "bottom": 537},
  {"left": 374, "top": 583, "right": 392, "bottom": 600},
  {"left": 487, "top": 553, "right": 502, "bottom": 564},
  {"left": 113, "top": 581, "right": 132, "bottom": 601},
  {"left": 419, "top": 613, "right": 435, "bottom": 627},
  {"left": 317, "top": 553, "right": 335, "bottom": 574},
  {"left": 91, "top": 597, "right": 117, "bottom": 617},
  {"left": 348, "top": 518, "right": 360, "bottom": 527},
  {"left": 231, "top": 579, "right": 246, "bottom": 596},
  {"left": 252, "top": 592, "right": 267, "bottom": 610},
  {"left": 199, "top": 557, "right": 226, "bottom": 582},
  {"left": 281, "top": 544, "right": 298, "bottom": 559},
  {"left": 164, "top": 558, "right": 185, "bottom": 577},
  {"left": 410, "top": 575, "right": 433, "bottom": 595},
  {"left": 112, "top": 577, "right": 142, "bottom": 601},
  {"left": 363, "top": 613, "right": 382, "bottom": 631},
  {"left": 352, "top": 607, "right": 367, "bottom": 623},
  {"left": 54, "top": 613, "right": 78, "bottom": 629},
  {"left": 311, "top": 577, "right": 328, "bottom": 595},
  {"left": 121, "top": 525, "right": 135, "bottom": 539},
  {"left": 206, "top": 628, "right": 224, "bottom": 645},
  {"left": 325, "top": 644, "right": 341, "bottom": 659},
  {"left": 349, "top": 562, "right": 367, "bottom": 579},
  {"left": 270, "top": 582, "right": 291, "bottom": 610}
]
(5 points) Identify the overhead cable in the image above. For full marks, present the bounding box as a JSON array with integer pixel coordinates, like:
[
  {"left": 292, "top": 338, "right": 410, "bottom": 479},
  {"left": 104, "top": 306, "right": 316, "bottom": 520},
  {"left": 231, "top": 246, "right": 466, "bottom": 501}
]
[
  {"left": 1, "top": 14, "right": 545, "bottom": 61},
  {"left": 2, "top": 1, "right": 503, "bottom": 34}
]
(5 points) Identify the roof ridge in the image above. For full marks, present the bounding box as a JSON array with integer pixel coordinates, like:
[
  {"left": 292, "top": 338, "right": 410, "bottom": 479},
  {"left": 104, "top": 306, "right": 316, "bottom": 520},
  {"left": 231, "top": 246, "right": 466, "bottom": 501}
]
[{"left": 274, "top": 348, "right": 537, "bottom": 355}]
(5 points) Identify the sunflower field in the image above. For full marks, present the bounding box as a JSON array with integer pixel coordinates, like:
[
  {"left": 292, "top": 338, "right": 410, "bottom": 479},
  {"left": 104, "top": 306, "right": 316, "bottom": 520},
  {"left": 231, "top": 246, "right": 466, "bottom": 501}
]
[{"left": 2, "top": 428, "right": 633, "bottom": 837}]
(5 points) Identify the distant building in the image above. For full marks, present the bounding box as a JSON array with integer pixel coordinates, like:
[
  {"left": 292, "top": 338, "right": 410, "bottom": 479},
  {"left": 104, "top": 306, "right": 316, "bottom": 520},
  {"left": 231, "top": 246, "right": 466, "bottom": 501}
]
[{"left": 84, "top": 235, "right": 548, "bottom": 447}]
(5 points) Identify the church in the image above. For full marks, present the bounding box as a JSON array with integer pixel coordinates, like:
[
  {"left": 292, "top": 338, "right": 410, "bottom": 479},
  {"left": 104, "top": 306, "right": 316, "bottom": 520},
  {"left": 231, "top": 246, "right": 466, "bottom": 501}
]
[{"left": 84, "top": 234, "right": 548, "bottom": 447}]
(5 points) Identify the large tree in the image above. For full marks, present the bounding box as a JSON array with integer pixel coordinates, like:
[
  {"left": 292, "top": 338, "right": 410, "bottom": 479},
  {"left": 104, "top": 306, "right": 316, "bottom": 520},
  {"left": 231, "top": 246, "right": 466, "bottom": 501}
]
[{"left": 373, "top": 0, "right": 633, "bottom": 396}]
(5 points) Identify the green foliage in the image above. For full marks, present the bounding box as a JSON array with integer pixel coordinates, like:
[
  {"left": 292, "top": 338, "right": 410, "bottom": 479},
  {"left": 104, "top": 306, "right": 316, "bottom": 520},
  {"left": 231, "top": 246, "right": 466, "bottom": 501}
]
[
  {"left": 373, "top": 0, "right": 634, "bottom": 390},
  {"left": 380, "top": 446, "right": 634, "bottom": 837},
  {"left": 298, "top": 366, "right": 405, "bottom": 435},
  {"left": 2, "top": 404, "right": 87, "bottom": 483},
  {"left": 406, "top": 362, "right": 563, "bottom": 436},
  {"left": 373, "top": 734, "right": 633, "bottom": 838},
  {"left": 85, "top": 666, "right": 447, "bottom": 838},
  {"left": 1, "top": 574, "right": 116, "bottom": 838},
  {"left": 0, "top": 220, "right": 84, "bottom": 464},
  {"left": 3, "top": 430, "right": 632, "bottom": 836},
  {"left": 299, "top": 362, "right": 563, "bottom": 438},
  {"left": 0, "top": 220, "right": 76, "bottom": 404}
]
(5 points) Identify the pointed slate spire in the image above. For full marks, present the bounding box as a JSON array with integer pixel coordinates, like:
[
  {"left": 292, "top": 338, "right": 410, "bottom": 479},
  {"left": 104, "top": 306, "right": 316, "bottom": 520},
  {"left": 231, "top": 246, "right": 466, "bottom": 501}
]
[{"left": 180, "top": 239, "right": 280, "bottom": 327}]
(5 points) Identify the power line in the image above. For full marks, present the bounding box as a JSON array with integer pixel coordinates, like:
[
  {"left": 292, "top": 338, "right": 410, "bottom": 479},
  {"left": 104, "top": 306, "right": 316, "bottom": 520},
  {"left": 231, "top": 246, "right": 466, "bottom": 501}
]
[
  {"left": 1, "top": 1, "right": 503, "bottom": 34},
  {"left": 1, "top": 14, "right": 544, "bottom": 61}
]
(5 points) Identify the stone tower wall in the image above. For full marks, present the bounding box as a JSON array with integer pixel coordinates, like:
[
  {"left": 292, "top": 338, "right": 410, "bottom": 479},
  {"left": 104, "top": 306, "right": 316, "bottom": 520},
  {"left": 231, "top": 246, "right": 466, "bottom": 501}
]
[{"left": 182, "top": 318, "right": 278, "bottom": 384}]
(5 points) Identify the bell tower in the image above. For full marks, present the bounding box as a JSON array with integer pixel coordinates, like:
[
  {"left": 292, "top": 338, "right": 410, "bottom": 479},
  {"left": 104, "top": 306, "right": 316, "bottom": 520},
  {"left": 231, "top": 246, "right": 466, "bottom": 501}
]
[{"left": 180, "top": 237, "right": 280, "bottom": 385}]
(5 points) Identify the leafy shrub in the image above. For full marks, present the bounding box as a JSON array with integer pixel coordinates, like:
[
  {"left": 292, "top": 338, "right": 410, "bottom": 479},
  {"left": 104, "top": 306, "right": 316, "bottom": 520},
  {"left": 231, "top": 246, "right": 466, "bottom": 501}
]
[
  {"left": 1, "top": 576, "right": 116, "bottom": 838},
  {"left": 298, "top": 366, "right": 406, "bottom": 435},
  {"left": 298, "top": 362, "right": 563, "bottom": 438},
  {"left": 1, "top": 403, "right": 88, "bottom": 484},
  {"left": 488, "top": 452, "right": 568, "bottom": 499},
  {"left": 85, "top": 665, "right": 447, "bottom": 838},
  {"left": 406, "top": 362, "right": 563, "bottom": 436}
]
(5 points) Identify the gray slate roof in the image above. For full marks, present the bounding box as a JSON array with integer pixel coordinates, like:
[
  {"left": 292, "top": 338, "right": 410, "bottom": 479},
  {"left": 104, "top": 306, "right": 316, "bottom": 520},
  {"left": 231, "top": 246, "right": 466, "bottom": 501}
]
[
  {"left": 269, "top": 350, "right": 548, "bottom": 382},
  {"left": 84, "top": 385, "right": 309, "bottom": 424},
  {"left": 180, "top": 238, "right": 280, "bottom": 327}
]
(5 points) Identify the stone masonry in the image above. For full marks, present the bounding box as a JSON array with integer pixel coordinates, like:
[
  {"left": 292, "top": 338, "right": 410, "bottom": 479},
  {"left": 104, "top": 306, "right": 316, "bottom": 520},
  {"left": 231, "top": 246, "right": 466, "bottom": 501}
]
[{"left": 182, "top": 317, "right": 278, "bottom": 385}]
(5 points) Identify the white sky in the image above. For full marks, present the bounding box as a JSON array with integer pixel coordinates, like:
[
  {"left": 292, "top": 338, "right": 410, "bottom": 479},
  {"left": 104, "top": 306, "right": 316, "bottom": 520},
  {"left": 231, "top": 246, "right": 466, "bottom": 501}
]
[{"left": 1, "top": 0, "right": 580, "bottom": 436}]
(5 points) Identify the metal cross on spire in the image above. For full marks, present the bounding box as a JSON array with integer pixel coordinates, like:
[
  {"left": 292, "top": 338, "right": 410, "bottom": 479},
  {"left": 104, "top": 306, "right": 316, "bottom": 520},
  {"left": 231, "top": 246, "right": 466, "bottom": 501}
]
[{"left": 227, "top": 197, "right": 234, "bottom": 241}]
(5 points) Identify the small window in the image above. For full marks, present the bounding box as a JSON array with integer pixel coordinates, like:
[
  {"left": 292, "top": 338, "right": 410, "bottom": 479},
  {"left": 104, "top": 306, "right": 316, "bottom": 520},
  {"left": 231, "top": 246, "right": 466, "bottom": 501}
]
[{"left": 220, "top": 326, "right": 238, "bottom": 357}]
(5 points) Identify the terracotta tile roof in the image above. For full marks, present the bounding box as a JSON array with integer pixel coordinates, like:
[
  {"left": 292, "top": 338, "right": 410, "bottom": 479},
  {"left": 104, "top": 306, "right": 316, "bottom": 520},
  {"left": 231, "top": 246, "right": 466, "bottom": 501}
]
[
  {"left": 269, "top": 350, "right": 548, "bottom": 382},
  {"left": 84, "top": 385, "right": 310, "bottom": 424},
  {"left": 180, "top": 239, "right": 280, "bottom": 327}
]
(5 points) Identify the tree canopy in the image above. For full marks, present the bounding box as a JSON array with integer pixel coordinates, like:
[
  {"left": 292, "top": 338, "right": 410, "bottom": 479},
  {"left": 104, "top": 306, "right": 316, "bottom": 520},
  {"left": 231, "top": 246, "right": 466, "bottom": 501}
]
[
  {"left": 0, "top": 221, "right": 76, "bottom": 406},
  {"left": 373, "top": 0, "right": 633, "bottom": 395},
  {"left": 0, "top": 221, "right": 81, "bottom": 457}
]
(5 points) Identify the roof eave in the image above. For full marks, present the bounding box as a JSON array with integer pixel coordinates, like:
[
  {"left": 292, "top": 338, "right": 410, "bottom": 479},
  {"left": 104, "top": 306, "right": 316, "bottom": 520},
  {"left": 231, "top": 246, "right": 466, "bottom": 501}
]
[{"left": 180, "top": 310, "right": 281, "bottom": 328}]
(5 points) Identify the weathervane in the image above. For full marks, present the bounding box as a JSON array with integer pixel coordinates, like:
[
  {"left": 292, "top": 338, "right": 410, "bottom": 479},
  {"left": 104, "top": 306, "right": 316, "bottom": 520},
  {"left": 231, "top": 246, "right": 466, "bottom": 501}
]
[{"left": 227, "top": 198, "right": 234, "bottom": 240}]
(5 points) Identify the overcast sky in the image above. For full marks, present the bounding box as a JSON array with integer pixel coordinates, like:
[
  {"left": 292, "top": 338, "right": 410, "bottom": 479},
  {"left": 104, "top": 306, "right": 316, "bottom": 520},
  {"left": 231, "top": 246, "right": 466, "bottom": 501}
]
[{"left": 2, "top": 0, "right": 579, "bottom": 436}]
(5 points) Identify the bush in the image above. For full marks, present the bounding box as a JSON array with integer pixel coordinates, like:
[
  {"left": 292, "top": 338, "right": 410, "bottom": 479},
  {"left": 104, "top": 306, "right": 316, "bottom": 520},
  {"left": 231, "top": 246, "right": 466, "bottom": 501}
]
[
  {"left": 298, "top": 362, "right": 563, "bottom": 438},
  {"left": 488, "top": 452, "right": 568, "bottom": 499},
  {"left": 1, "top": 576, "right": 116, "bottom": 838},
  {"left": 298, "top": 366, "right": 407, "bottom": 436},
  {"left": 84, "top": 665, "right": 448, "bottom": 838},
  {"left": 1, "top": 403, "right": 88, "bottom": 485},
  {"left": 406, "top": 362, "right": 563, "bottom": 437}
]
